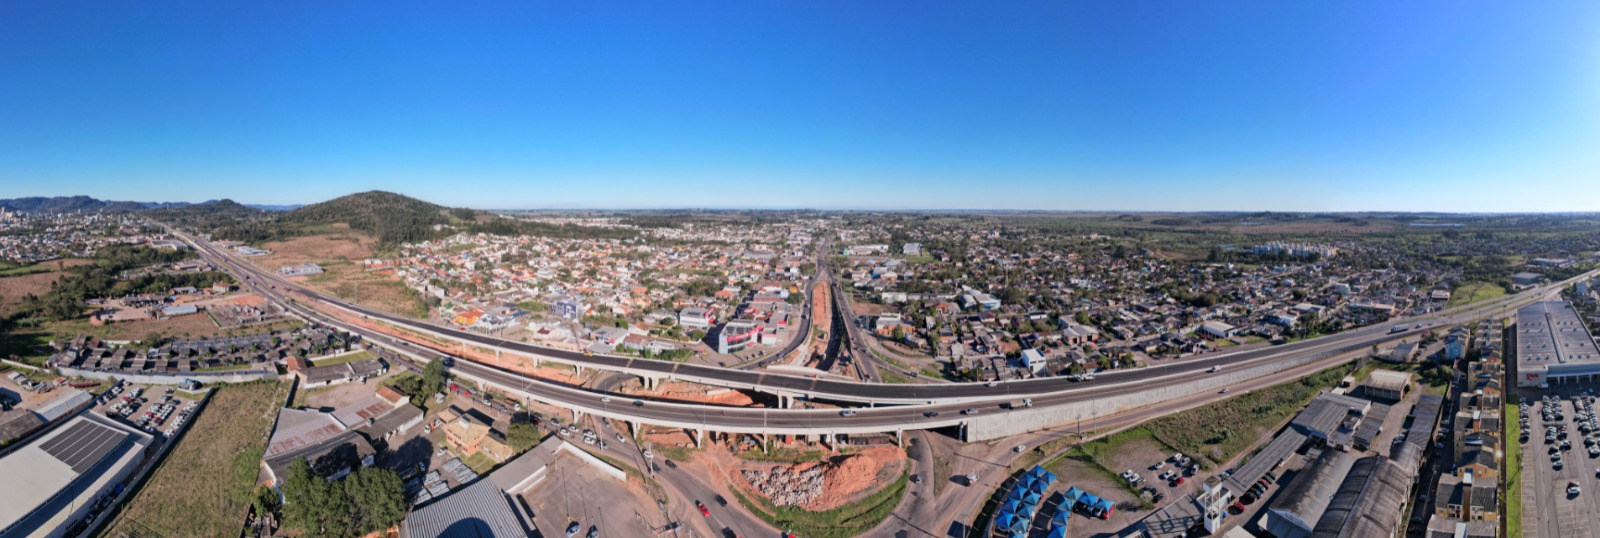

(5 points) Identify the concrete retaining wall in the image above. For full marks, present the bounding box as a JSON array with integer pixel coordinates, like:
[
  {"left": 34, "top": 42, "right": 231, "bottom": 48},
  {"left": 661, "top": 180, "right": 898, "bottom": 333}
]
[
  {"left": 56, "top": 366, "right": 278, "bottom": 385},
  {"left": 966, "top": 349, "right": 1341, "bottom": 442}
]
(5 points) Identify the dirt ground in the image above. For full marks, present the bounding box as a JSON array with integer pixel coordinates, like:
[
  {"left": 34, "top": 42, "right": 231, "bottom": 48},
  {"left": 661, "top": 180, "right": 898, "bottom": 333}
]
[
  {"left": 634, "top": 381, "right": 757, "bottom": 407},
  {"left": 0, "top": 259, "right": 93, "bottom": 312},
  {"left": 1043, "top": 456, "right": 1147, "bottom": 533},
  {"left": 297, "top": 368, "right": 400, "bottom": 410},
  {"left": 249, "top": 231, "right": 428, "bottom": 319},
  {"left": 716, "top": 444, "right": 907, "bottom": 512}
]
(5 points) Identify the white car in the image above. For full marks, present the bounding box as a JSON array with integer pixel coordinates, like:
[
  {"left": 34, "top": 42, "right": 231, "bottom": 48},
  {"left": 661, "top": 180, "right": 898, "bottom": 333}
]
[{"left": 1570, "top": 482, "right": 1582, "bottom": 496}]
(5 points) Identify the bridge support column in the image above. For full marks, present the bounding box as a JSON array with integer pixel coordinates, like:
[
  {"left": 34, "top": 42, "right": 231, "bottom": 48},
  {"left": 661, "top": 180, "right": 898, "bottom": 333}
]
[
  {"left": 895, "top": 429, "right": 903, "bottom": 446},
  {"left": 571, "top": 408, "right": 582, "bottom": 421},
  {"left": 692, "top": 429, "right": 703, "bottom": 448},
  {"left": 630, "top": 421, "right": 641, "bottom": 440},
  {"left": 762, "top": 433, "right": 769, "bottom": 454}
]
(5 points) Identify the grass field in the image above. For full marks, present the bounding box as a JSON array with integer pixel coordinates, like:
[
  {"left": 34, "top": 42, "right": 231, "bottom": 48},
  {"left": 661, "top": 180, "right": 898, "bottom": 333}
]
[
  {"left": 309, "top": 349, "right": 375, "bottom": 367},
  {"left": 108, "top": 382, "right": 288, "bottom": 538},
  {"left": 1446, "top": 281, "right": 1507, "bottom": 308},
  {"left": 732, "top": 469, "right": 907, "bottom": 538},
  {"left": 1505, "top": 400, "right": 1523, "bottom": 538},
  {"left": 1144, "top": 363, "right": 1351, "bottom": 465}
]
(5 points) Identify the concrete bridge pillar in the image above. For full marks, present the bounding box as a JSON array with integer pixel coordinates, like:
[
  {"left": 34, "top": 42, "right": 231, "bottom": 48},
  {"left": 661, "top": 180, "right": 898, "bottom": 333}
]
[
  {"left": 895, "top": 429, "right": 904, "bottom": 446},
  {"left": 630, "top": 420, "right": 641, "bottom": 440},
  {"left": 761, "top": 433, "right": 769, "bottom": 454},
  {"left": 571, "top": 408, "right": 582, "bottom": 421}
]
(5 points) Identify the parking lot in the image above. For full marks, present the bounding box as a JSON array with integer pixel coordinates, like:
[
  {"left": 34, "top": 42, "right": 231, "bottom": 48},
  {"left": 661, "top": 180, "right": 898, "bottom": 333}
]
[
  {"left": 520, "top": 451, "right": 662, "bottom": 538},
  {"left": 92, "top": 382, "right": 203, "bottom": 440},
  {"left": 1520, "top": 389, "right": 1600, "bottom": 538}
]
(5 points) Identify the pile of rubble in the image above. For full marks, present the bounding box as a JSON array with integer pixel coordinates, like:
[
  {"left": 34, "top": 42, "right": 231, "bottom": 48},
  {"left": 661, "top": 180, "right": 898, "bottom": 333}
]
[{"left": 741, "top": 463, "right": 826, "bottom": 507}]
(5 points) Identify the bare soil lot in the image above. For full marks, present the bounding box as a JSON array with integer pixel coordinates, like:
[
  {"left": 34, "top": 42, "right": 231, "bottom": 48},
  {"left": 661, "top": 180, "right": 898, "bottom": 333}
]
[
  {"left": 0, "top": 259, "right": 92, "bottom": 312},
  {"left": 250, "top": 231, "right": 427, "bottom": 319}
]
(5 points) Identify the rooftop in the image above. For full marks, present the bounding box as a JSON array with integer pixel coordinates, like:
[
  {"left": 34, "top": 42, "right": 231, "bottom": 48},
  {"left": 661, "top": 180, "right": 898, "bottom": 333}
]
[
  {"left": 0, "top": 414, "right": 153, "bottom": 536},
  {"left": 1517, "top": 301, "right": 1600, "bottom": 372}
]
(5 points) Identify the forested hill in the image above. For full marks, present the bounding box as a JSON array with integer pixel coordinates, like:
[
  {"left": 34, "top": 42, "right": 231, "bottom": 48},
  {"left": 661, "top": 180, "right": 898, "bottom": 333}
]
[
  {"left": 0, "top": 195, "right": 181, "bottom": 213},
  {"left": 278, "top": 190, "right": 453, "bottom": 245}
]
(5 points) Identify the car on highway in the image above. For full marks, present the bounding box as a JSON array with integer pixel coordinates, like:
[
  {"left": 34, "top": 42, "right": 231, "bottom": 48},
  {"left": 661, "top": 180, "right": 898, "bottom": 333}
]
[
  {"left": 962, "top": 408, "right": 979, "bottom": 415},
  {"left": 696, "top": 501, "right": 711, "bottom": 516},
  {"left": 839, "top": 410, "right": 857, "bottom": 417},
  {"left": 1208, "top": 366, "right": 1221, "bottom": 373},
  {"left": 632, "top": 400, "right": 645, "bottom": 407},
  {"left": 600, "top": 396, "right": 610, "bottom": 403},
  {"left": 924, "top": 411, "right": 939, "bottom": 418}
]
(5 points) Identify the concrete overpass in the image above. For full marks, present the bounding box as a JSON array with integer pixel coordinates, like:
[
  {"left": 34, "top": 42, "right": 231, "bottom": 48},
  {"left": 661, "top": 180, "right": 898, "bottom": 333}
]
[{"left": 162, "top": 223, "right": 1594, "bottom": 441}]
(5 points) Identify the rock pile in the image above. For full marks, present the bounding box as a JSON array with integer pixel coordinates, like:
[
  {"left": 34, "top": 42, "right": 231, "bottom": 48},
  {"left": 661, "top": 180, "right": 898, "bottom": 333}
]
[{"left": 741, "top": 463, "right": 826, "bottom": 507}]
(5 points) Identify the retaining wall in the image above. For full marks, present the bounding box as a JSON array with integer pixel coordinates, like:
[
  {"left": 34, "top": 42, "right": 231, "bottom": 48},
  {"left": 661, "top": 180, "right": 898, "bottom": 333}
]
[
  {"left": 966, "top": 349, "right": 1344, "bottom": 442},
  {"left": 56, "top": 366, "right": 278, "bottom": 385}
]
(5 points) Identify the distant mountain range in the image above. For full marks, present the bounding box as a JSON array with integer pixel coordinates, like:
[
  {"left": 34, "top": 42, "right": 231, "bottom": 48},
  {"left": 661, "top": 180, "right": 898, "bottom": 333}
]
[{"left": 0, "top": 196, "right": 300, "bottom": 213}]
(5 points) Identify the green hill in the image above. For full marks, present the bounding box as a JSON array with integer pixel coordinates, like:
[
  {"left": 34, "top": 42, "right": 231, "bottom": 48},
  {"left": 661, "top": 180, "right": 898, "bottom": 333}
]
[{"left": 279, "top": 190, "right": 453, "bottom": 246}]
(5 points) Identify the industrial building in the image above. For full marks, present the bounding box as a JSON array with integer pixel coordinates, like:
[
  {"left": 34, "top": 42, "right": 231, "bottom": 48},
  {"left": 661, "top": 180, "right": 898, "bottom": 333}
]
[
  {"left": 1515, "top": 301, "right": 1600, "bottom": 387},
  {"left": 0, "top": 414, "right": 155, "bottom": 538}
]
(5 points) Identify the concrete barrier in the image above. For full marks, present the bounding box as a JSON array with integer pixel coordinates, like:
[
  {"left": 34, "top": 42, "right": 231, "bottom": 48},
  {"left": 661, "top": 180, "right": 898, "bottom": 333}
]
[
  {"left": 965, "top": 349, "right": 1344, "bottom": 442},
  {"left": 56, "top": 366, "right": 278, "bottom": 385}
]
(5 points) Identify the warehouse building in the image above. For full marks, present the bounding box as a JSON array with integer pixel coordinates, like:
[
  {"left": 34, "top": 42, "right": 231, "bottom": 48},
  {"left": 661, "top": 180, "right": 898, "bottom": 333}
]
[
  {"left": 0, "top": 414, "right": 155, "bottom": 538},
  {"left": 1515, "top": 301, "right": 1600, "bottom": 387}
]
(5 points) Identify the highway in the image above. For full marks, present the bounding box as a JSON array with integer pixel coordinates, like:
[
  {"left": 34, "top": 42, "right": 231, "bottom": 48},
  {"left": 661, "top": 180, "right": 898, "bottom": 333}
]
[{"left": 164, "top": 224, "right": 1594, "bottom": 437}]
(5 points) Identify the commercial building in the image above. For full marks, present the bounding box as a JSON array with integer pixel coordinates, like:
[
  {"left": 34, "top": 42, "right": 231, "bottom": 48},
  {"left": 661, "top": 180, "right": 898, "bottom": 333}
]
[
  {"left": 0, "top": 414, "right": 155, "bottom": 538},
  {"left": 717, "top": 319, "right": 762, "bottom": 354},
  {"left": 1199, "top": 321, "right": 1238, "bottom": 339},
  {"left": 1363, "top": 370, "right": 1411, "bottom": 401},
  {"left": 277, "top": 263, "right": 325, "bottom": 277},
  {"left": 677, "top": 307, "right": 714, "bottom": 331},
  {"left": 1515, "top": 301, "right": 1600, "bottom": 387},
  {"left": 1264, "top": 450, "right": 1356, "bottom": 538},
  {"left": 1511, "top": 272, "right": 1545, "bottom": 288}
]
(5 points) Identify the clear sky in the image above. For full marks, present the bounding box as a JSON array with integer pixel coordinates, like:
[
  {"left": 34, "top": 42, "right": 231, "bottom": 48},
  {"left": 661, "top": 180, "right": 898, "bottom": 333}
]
[{"left": 2, "top": 1, "right": 1598, "bottom": 211}]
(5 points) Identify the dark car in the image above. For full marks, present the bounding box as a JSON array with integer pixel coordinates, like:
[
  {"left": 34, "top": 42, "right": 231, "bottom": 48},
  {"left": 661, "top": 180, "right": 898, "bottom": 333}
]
[{"left": 565, "top": 522, "right": 581, "bottom": 537}]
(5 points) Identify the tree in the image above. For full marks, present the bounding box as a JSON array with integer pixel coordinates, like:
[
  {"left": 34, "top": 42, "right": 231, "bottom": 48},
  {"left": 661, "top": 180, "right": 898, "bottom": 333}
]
[
  {"left": 507, "top": 422, "right": 541, "bottom": 453},
  {"left": 280, "top": 459, "right": 405, "bottom": 538},
  {"left": 423, "top": 359, "right": 448, "bottom": 397},
  {"left": 341, "top": 467, "right": 406, "bottom": 535}
]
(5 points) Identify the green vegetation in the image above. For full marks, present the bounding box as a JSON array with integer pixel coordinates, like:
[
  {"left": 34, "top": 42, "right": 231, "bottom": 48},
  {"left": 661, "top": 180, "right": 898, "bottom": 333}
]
[
  {"left": 652, "top": 443, "right": 700, "bottom": 463},
  {"left": 309, "top": 349, "right": 376, "bottom": 367},
  {"left": 381, "top": 359, "right": 449, "bottom": 408},
  {"left": 732, "top": 470, "right": 908, "bottom": 538},
  {"left": 109, "top": 382, "right": 288, "bottom": 538},
  {"left": 1145, "top": 363, "right": 1351, "bottom": 465},
  {"left": 506, "top": 422, "right": 541, "bottom": 453},
  {"left": 280, "top": 460, "right": 406, "bottom": 538},
  {"left": 11, "top": 244, "right": 232, "bottom": 321},
  {"left": 0, "top": 261, "right": 52, "bottom": 277},
  {"left": 1447, "top": 281, "right": 1507, "bottom": 308},
  {"left": 1505, "top": 400, "right": 1523, "bottom": 538}
]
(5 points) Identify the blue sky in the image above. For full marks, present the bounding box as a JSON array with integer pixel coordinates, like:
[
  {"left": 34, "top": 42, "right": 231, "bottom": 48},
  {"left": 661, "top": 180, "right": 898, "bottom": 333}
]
[{"left": 2, "top": 1, "right": 1597, "bottom": 211}]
